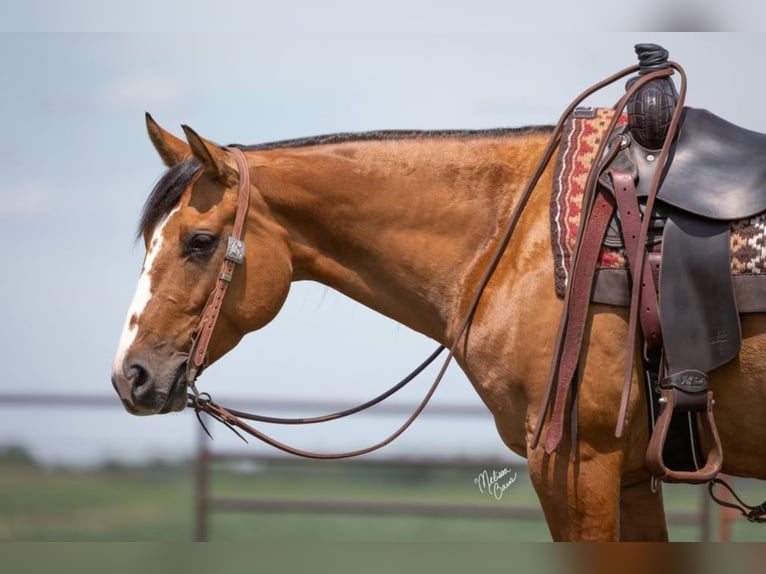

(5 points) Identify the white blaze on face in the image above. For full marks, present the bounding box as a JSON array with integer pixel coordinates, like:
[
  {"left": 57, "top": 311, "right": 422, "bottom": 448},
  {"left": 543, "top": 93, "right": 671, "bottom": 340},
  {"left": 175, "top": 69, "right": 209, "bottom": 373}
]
[{"left": 112, "top": 206, "right": 180, "bottom": 376}]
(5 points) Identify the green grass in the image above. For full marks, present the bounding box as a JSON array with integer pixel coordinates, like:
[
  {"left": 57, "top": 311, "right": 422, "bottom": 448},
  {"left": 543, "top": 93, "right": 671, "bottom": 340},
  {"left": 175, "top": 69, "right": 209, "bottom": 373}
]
[
  {"left": 0, "top": 460, "right": 763, "bottom": 541},
  {"left": 0, "top": 466, "right": 194, "bottom": 541}
]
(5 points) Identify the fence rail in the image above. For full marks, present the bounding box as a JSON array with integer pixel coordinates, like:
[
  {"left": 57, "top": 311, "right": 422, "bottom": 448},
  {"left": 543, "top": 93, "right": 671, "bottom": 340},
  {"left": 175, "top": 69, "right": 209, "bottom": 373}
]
[
  {"left": 0, "top": 392, "right": 713, "bottom": 541},
  {"left": 189, "top": 403, "right": 711, "bottom": 542}
]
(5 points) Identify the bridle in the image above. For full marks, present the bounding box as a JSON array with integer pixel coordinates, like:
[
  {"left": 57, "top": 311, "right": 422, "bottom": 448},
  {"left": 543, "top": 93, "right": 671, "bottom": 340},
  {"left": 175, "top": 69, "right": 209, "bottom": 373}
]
[
  {"left": 184, "top": 64, "right": 688, "bottom": 459},
  {"left": 185, "top": 148, "right": 251, "bottom": 390}
]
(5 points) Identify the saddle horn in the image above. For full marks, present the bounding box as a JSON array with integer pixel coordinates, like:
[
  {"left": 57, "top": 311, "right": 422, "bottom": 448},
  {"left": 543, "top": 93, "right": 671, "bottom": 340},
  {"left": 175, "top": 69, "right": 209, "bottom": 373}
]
[{"left": 626, "top": 43, "right": 678, "bottom": 150}]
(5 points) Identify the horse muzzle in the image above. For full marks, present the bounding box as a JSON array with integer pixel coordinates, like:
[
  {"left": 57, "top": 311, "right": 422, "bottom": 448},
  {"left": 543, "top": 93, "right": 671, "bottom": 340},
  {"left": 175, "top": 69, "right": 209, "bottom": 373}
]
[{"left": 111, "top": 353, "right": 188, "bottom": 415}]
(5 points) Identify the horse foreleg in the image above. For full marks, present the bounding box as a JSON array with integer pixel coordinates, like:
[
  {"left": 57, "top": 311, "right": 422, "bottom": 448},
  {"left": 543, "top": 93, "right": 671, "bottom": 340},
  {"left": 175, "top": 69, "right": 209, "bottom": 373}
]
[
  {"left": 619, "top": 474, "right": 668, "bottom": 541},
  {"left": 526, "top": 440, "right": 623, "bottom": 541}
]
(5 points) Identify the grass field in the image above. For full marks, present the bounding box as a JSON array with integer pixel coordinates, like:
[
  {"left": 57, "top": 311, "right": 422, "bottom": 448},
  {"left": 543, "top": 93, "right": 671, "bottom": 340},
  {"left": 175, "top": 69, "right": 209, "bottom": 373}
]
[{"left": 0, "top": 456, "right": 764, "bottom": 542}]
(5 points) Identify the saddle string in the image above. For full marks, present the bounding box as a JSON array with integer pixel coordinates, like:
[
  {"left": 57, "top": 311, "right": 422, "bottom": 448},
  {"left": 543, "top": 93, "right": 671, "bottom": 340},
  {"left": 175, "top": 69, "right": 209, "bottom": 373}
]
[
  {"left": 708, "top": 478, "right": 766, "bottom": 523},
  {"left": 633, "top": 43, "right": 671, "bottom": 75},
  {"left": 188, "top": 62, "right": 656, "bottom": 458}
]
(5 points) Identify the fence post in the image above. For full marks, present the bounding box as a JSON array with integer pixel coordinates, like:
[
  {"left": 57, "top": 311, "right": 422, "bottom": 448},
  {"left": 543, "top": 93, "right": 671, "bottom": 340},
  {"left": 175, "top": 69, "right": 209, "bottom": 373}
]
[
  {"left": 194, "top": 414, "right": 210, "bottom": 542},
  {"left": 700, "top": 483, "right": 711, "bottom": 541}
]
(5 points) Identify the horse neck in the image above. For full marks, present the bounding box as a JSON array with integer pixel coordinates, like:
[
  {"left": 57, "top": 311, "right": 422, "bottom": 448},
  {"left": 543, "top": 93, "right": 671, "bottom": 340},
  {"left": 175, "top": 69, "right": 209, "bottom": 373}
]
[{"left": 249, "top": 133, "right": 550, "bottom": 342}]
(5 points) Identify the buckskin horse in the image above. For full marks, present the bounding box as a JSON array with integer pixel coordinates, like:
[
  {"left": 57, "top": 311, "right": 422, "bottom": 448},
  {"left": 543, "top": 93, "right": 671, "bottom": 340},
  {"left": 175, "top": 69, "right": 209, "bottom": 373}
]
[{"left": 110, "top": 50, "right": 766, "bottom": 540}]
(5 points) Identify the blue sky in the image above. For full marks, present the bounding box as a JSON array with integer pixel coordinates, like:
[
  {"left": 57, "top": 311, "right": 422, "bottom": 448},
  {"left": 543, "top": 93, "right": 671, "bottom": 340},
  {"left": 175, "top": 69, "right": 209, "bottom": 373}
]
[{"left": 1, "top": 21, "right": 765, "bottom": 465}]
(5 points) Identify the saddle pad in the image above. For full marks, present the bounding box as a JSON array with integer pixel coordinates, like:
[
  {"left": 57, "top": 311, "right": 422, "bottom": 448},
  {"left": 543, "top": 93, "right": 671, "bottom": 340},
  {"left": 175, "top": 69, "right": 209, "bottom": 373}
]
[
  {"left": 551, "top": 108, "right": 766, "bottom": 304},
  {"left": 550, "top": 108, "right": 627, "bottom": 297}
]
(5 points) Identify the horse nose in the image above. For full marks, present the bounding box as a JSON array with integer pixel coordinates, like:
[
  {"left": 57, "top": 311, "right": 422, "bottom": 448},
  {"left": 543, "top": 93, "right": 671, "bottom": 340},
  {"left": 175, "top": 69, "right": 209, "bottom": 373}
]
[{"left": 112, "top": 358, "right": 155, "bottom": 408}]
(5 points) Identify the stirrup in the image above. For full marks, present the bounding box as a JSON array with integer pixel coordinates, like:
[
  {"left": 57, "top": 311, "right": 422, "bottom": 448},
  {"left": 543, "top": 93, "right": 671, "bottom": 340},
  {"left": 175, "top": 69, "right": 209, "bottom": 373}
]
[{"left": 646, "top": 370, "right": 723, "bottom": 483}]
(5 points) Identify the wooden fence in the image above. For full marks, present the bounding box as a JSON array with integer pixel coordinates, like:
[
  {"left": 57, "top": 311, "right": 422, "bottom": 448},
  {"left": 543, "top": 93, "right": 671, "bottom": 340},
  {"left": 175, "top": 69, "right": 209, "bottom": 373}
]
[
  {"left": 189, "top": 397, "right": 711, "bottom": 541},
  {"left": 0, "top": 392, "right": 713, "bottom": 541}
]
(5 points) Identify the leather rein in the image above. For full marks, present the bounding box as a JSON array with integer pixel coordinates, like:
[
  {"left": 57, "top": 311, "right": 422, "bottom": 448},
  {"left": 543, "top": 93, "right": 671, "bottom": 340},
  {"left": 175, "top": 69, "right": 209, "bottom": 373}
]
[{"left": 185, "top": 64, "right": 680, "bottom": 459}]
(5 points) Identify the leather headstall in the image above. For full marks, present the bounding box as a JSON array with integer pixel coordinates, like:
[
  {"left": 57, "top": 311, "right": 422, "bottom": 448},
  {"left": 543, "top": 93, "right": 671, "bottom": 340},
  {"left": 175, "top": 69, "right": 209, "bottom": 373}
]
[{"left": 185, "top": 147, "right": 251, "bottom": 392}]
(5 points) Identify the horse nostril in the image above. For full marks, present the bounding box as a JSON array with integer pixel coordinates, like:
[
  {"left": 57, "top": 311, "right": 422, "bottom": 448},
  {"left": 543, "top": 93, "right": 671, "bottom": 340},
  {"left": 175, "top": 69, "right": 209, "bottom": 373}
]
[{"left": 126, "top": 361, "right": 150, "bottom": 390}]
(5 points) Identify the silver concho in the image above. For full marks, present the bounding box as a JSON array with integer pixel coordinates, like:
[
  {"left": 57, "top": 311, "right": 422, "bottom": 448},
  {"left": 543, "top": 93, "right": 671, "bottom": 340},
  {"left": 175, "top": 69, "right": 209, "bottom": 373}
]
[{"left": 225, "top": 237, "right": 246, "bottom": 264}]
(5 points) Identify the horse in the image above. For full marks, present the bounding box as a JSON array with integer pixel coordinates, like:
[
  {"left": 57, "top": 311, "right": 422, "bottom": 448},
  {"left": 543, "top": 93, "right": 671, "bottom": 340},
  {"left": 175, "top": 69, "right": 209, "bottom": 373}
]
[{"left": 110, "top": 110, "right": 766, "bottom": 541}]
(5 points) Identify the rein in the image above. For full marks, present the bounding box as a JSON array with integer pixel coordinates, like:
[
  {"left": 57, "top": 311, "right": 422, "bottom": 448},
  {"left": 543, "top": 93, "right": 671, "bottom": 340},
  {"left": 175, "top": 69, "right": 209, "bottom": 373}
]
[{"left": 184, "top": 62, "right": 680, "bottom": 460}]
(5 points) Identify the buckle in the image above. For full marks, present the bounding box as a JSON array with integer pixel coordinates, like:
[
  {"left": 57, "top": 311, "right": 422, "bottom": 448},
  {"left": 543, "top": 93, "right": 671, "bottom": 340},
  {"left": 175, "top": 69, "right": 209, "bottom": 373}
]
[
  {"left": 573, "top": 106, "right": 596, "bottom": 118},
  {"left": 225, "top": 237, "right": 246, "bottom": 264}
]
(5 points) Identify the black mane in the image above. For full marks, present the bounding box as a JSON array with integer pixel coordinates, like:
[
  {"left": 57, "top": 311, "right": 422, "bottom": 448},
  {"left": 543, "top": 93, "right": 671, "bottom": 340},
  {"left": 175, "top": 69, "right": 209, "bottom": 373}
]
[
  {"left": 138, "top": 125, "right": 553, "bottom": 237},
  {"left": 233, "top": 125, "right": 552, "bottom": 152}
]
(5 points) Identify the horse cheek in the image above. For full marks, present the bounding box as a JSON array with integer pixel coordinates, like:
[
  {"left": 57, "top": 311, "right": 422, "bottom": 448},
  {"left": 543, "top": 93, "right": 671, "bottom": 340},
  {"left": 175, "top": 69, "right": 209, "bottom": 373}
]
[{"left": 242, "top": 248, "right": 293, "bottom": 332}]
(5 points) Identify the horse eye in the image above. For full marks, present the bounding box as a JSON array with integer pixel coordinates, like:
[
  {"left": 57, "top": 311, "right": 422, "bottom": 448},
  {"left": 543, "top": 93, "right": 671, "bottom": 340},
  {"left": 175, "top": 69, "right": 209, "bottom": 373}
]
[{"left": 185, "top": 233, "right": 219, "bottom": 256}]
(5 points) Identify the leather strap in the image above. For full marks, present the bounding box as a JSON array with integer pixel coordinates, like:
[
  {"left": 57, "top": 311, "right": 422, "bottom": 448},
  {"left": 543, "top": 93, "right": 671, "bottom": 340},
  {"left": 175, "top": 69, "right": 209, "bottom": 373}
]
[
  {"left": 186, "top": 148, "right": 251, "bottom": 387},
  {"left": 616, "top": 64, "right": 688, "bottom": 438},
  {"left": 708, "top": 478, "right": 766, "bottom": 523},
  {"left": 189, "top": 61, "right": 661, "bottom": 458},
  {"left": 609, "top": 169, "right": 662, "bottom": 349},
  {"left": 185, "top": 62, "right": 694, "bottom": 461},
  {"left": 543, "top": 190, "right": 615, "bottom": 454}
]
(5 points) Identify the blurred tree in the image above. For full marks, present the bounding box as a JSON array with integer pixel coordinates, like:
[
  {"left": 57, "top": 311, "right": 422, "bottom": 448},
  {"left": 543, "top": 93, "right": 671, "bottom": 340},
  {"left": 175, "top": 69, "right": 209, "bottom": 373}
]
[{"left": 0, "top": 444, "right": 38, "bottom": 468}]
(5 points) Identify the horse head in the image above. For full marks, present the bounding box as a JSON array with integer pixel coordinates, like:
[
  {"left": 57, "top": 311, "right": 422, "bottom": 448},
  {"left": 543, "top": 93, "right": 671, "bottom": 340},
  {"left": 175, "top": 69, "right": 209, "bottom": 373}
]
[{"left": 111, "top": 115, "right": 292, "bottom": 415}]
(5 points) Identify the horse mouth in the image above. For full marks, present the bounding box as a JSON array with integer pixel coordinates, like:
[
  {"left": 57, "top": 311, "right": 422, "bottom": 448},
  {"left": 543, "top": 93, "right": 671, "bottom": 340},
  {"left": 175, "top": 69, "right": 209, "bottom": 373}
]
[{"left": 160, "top": 362, "right": 190, "bottom": 414}]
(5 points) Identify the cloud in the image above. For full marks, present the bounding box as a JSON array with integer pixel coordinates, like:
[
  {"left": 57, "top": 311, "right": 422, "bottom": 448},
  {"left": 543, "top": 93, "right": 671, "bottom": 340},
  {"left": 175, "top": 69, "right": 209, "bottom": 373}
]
[
  {"left": 0, "top": 181, "right": 53, "bottom": 216},
  {"left": 102, "top": 71, "right": 182, "bottom": 110}
]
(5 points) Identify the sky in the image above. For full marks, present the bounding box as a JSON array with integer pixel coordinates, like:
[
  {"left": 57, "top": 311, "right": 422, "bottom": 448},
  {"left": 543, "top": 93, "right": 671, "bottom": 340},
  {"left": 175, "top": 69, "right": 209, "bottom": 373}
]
[{"left": 1, "top": 7, "right": 765, "bottom": 465}]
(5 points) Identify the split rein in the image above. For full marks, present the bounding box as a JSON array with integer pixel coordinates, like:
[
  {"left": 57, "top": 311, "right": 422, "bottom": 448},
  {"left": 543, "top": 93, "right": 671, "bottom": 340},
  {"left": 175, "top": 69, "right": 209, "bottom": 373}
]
[
  {"left": 184, "top": 65, "right": 675, "bottom": 459},
  {"left": 184, "top": 64, "right": 696, "bottom": 460}
]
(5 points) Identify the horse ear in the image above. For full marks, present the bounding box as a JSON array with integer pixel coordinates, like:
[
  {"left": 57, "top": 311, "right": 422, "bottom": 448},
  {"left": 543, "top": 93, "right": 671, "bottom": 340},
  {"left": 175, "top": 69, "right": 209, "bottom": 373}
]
[
  {"left": 145, "top": 113, "right": 190, "bottom": 167},
  {"left": 181, "top": 124, "right": 236, "bottom": 184}
]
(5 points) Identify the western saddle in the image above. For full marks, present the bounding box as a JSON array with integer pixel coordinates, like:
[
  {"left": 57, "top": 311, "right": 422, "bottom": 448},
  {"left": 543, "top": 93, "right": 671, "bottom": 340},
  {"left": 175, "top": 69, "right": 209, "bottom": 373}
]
[{"left": 536, "top": 44, "right": 766, "bottom": 484}]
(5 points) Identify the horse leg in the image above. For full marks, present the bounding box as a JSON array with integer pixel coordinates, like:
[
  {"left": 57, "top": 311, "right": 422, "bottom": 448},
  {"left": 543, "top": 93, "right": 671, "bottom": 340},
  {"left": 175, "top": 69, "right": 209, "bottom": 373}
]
[
  {"left": 619, "top": 474, "right": 668, "bottom": 540},
  {"left": 526, "top": 439, "right": 623, "bottom": 541},
  {"left": 524, "top": 308, "right": 664, "bottom": 541}
]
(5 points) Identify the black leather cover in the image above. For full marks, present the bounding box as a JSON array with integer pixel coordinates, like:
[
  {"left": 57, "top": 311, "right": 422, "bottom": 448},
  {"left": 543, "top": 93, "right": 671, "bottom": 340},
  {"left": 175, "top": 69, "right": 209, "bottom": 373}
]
[
  {"left": 656, "top": 108, "right": 766, "bottom": 220},
  {"left": 659, "top": 209, "right": 741, "bottom": 374}
]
